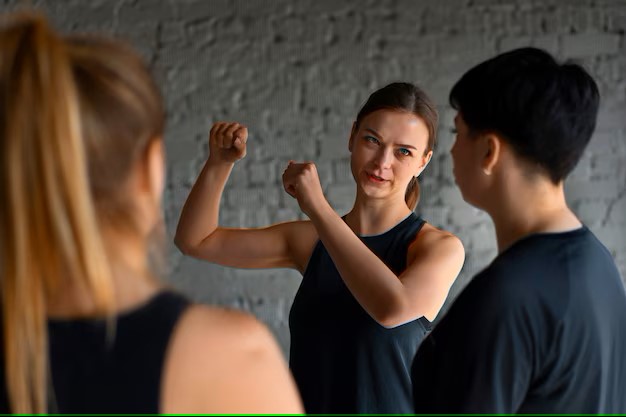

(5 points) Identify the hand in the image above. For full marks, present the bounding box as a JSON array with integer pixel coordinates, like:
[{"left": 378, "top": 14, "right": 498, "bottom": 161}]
[
  {"left": 282, "top": 161, "right": 329, "bottom": 217},
  {"left": 208, "top": 122, "right": 248, "bottom": 164}
]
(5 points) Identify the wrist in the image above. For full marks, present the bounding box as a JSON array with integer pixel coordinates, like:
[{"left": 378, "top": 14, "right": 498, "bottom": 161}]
[
  {"left": 306, "top": 198, "right": 336, "bottom": 223},
  {"left": 206, "top": 157, "right": 235, "bottom": 171}
]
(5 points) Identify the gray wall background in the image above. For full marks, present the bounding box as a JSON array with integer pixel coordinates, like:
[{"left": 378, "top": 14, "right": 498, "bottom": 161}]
[{"left": 4, "top": 0, "right": 626, "bottom": 354}]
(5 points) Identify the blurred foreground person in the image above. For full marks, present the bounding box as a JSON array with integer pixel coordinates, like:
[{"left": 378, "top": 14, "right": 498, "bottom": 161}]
[{"left": 0, "top": 11, "right": 302, "bottom": 414}]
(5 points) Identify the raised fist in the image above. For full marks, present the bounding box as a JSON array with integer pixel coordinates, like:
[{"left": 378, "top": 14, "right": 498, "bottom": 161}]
[{"left": 208, "top": 121, "right": 248, "bottom": 164}]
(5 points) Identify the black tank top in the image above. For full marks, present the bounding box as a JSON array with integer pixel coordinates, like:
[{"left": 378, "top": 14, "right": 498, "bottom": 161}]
[
  {"left": 289, "top": 212, "right": 431, "bottom": 414},
  {"left": 0, "top": 290, "right": 190, "bottom": 413}
]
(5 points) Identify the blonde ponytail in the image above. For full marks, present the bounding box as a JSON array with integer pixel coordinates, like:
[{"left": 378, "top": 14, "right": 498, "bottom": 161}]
[{"left": 0, "top": 13, "right": 115, "bottom": 413}]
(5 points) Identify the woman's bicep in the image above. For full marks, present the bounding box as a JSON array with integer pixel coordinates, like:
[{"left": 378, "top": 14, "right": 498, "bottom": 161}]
[
  {"left": 400, "top": 232, "right": 465, "bottom": 321},
  {"left": 178, "top": 220, "right": 317, "bottom": 271},
  {"left": 179, "top": 222, "right": 298, "bottom": 269}
]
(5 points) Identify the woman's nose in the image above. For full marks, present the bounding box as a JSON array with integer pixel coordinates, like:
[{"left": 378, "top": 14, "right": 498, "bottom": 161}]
[{"left": 373, "top": 147, "right": 393, "bottom": 169}]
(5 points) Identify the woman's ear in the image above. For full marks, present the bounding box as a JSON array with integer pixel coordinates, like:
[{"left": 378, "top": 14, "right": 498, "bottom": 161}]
[
  {"left": 422, "top": 149, "right": 434, "bottom": 170},
  {"left": 416, "top": 150, "right": 433, "bottom": 177},
  {"left": 129, "top": 138, "right": 165, "bottom": 234},
  {"left": 348, "top": 121, "right": 357, "bottom": 152},
  {"left": 482, "top": 134, "right": 501, "bottom": 175},
  {"left": 135, "top": 138, "right": 165, "bottom": 205},
  {"left": 146, "top": 138, "right": 165, "bottom": 204}
]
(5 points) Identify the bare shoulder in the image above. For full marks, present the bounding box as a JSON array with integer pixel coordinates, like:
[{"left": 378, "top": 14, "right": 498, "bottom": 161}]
[
  {"left": 173, "top": 304, "right": 272, "bottom": 350},
  {"left": 409, "top": 222, "right": 465, "bottom": 261},
  {"left": 161, "top": 304, "right": 303, "bottom": 413},
  {"left": 283, "top": 219, "right": 319, "bottom": 272}
]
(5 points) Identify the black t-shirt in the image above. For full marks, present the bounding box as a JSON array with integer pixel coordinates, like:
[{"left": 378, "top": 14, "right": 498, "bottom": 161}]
[
  {"left": 289, "top": 213, "right": 431, "bottom": 414},
  {"left": 0, "top": 290, "right": 190, "bottom": 413},
  {"left": 412, "top": 226, "right": 626, "bottom": 413}
]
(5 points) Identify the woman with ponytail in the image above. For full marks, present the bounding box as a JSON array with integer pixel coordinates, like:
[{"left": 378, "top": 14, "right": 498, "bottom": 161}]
[
  {"left": 176, "top": 82, "right": 465, "bottom": 413},
  {"left": 0, "top": 12, "right": 302, "bottom": 414}
]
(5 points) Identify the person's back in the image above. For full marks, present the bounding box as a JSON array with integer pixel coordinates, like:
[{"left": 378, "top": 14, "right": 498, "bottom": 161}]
[
  {"left": 413, "top": 227, "right": 626, "bottom": 412},
  {"left": 0, "top": 290, "right": 299, "bottom": 414},
  {"left": 0, "top": 291, "right": 189, "bottom": 413},
  {"left": 561, "top": 230, "right": 626, "bottom": 412},
  {"left": 0, "top": 12, "right": 302, "bottom": 414},
  {"left": 411, "top": 47, "right": 626, "bottom": 413}
]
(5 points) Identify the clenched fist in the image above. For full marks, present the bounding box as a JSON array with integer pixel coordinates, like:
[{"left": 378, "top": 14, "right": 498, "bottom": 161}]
[
  {"left": 282, "top": 161, "right": 330, "bottom": 218},
  {"left": 208, "top": 122, "right": 248, "bottom": 164}
]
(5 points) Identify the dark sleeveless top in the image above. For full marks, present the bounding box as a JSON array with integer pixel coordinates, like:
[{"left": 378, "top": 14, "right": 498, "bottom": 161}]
[
  {"left": 0, "top": 290, "right": 190, "bottom": 414},
  {"left": 288, "top": 212, "right": 431, "bottom": 414}
]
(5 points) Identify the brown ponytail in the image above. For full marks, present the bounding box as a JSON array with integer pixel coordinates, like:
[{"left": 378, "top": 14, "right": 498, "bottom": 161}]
[
  {"left": 405, "top": 177, "right": 420, "bottom": 211},
  {"left": 0, "top": 13, "right": 115, "bottom": 413}
]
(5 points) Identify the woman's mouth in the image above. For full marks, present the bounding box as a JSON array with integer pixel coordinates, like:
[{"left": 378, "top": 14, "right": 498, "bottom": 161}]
[{"left": 367, "top": 173, "right": 386, "bottom": 183}]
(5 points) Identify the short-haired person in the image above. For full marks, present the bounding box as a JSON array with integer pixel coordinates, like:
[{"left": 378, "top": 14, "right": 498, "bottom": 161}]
[
  {"left": 411, "top": 47, "right": 626, "bottom": 413},
  {"left": 0, "top": 12, "right": 302, "bottom": 414},
  {"left": 176, "top": 82, "right": 465, "bottom": 413}
]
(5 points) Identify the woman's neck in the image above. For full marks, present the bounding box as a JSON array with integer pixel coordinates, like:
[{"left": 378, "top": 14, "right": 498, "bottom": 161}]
[
  {"left": 46, "top": 235, "right": 161, "bottom": 319},
  {"left": 488, "top": 180, "right": 582, "bottom": 253},
  {"left": 345, "top": 195, "right": 413, "bottom": 236}
]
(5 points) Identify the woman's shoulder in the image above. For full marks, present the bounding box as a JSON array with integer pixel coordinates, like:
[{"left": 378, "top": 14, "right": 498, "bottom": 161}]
[
  {"left": 409, "top": 222, "right": 465, "bottom": 261},
  {"left": 281, "top": 219, "right": 319, "bottom": 272},
  {"left": 415, "top": 222, "right": 463, "bottom": 246},
  {"left": 161, "top": 304, "right": 302, "bottom": 412},
  {"left": 168, "top": 304, "right": 276, "bottom": 361}
]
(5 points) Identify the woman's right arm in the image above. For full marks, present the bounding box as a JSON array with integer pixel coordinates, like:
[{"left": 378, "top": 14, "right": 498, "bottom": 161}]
[{"left": 174, "top": 122, "right": 316, "bottom": 271}]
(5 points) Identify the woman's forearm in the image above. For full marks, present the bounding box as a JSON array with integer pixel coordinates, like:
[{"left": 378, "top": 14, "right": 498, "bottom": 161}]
[
  {"left": 174, "top": 159, "right": 234, "bottom": 254},
  {"left": 308, "top": 206, "right": 409, "bottom": 327}
]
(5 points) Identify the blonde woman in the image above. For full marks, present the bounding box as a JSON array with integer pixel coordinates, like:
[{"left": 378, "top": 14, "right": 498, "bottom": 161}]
[{"left": 0, "top": 12, "right": 302, "bottom": 414}]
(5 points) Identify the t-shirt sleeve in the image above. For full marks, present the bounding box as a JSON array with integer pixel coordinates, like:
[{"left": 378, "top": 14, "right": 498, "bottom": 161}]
[{"left": 411, "top": 271, "right": 535, "bottom": 413}]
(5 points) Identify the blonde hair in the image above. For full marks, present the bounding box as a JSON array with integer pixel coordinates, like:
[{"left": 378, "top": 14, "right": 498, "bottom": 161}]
[{"left": 0, "top": 12, "right": 164, "bottom": 413}]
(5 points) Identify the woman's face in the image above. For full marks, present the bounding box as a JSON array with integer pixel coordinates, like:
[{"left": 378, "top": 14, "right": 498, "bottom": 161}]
[{"left": 349, "top": 109, "right": 432, "bottom": 204}]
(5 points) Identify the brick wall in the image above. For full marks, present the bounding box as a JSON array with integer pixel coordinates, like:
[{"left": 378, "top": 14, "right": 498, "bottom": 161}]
[{"left": 4, "top": 0, "right": 625, "bottom": 354}]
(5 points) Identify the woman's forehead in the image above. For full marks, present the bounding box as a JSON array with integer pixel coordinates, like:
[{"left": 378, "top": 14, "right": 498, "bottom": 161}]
[{"left": 360, "top": 110, "right": 428, "bottom": 141}]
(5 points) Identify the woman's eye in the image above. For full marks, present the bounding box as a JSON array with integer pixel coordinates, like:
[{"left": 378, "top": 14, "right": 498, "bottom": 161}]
[
  {"left": 364, "top": 136, "right": 379, "bottom": 144},
  {"left": 397, "top": 148, "right": 411, "bottom": 156}
]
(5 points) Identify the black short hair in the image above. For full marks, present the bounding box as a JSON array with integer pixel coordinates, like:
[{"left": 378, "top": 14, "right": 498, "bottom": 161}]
[{"left": 449, "top": 47, "right": 599, "bottom": 183}]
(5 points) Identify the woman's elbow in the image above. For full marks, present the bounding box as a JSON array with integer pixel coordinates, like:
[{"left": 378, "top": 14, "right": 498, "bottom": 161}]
[
  {"left": 374, "top": 299, "right": 441, "bottom": 329},
  {"left": 377, "top": 315, "right": 414, "bottom": 329},
  {"left": 374, "top": 303, "right": 413, "bottom": 329},
  {"left": 174, "top": 234, "right": 197, "bottom": 256}
]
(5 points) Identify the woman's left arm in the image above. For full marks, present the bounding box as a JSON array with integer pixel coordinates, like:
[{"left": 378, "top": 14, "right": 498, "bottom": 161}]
[{"left": 283, "top": 162, "right": 465, "bottom": 327}]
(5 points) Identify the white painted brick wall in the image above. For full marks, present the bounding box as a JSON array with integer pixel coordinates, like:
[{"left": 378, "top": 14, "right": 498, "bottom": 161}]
[{"left": 4, "top": 0, "right": 625, "bottom": 355}]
